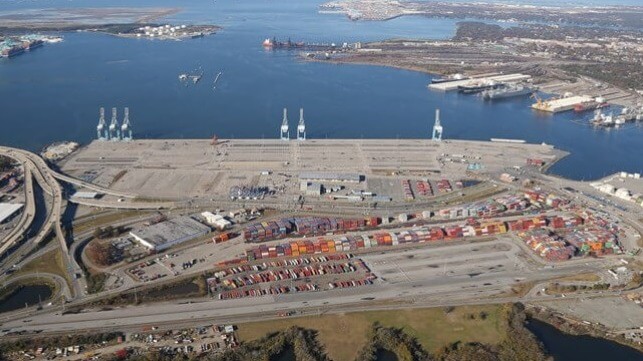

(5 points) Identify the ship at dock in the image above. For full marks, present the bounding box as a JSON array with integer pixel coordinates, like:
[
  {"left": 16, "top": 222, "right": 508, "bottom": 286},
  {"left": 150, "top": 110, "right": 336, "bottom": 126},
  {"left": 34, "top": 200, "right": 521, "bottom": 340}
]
[
  {"left": 262, "top": 37, "right": 306, "bottom": 49},
  {"left": 0, "top": 35, "right": 58, "bottom": 58},
  {"left": 458, "top": 80, "right": 502, "bottom": 94},
  {"left": 430, "top": 73, "right": 469, "bottom": 84},
  {"left": 574, "top": 97, "right": 609, "bottom": 113},
  {"left": 482, "top": 83, "right": 537, "bottom": 100},
  {"left": 590, "top": 106, "right": 643, "bottom": 127},
  {"left": 261, "top": 37, "right": 350, "bottom": 53}
]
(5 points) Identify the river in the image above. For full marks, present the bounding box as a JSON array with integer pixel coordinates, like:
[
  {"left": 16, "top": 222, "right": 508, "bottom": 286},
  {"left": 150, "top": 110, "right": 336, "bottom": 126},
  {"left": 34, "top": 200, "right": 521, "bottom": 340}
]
[{"left": 0, "top": 0, "right": 641, "bottom": 181}]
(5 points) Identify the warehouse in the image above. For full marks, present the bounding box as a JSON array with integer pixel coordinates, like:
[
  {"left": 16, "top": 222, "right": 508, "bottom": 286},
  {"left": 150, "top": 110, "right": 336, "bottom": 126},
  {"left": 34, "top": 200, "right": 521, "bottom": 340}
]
[
  {"left": 129, "top": 216, "right": 211, "bottom": 251},
  {"left": 201, "top": 211, "right": 232, "bottom": 230},
  {"left": 0, "top": 203, "right": 23, "bottom": 224},
  {"left": 299, "top": 172, "right": 362, "bottom": 183}
]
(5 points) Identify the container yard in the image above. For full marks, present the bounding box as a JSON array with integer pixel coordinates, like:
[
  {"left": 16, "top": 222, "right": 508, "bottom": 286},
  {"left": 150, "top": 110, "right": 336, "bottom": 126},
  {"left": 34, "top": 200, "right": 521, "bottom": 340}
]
[
  {"left": 242, "top": 216, "right": 379, "bottom": 243},
  {"left": 114, "top": 186, "right": 628, "bottom": 288},
  {"left": 239, "top": 212, "right": 619, "bottom": 263},
  {"left": 531, "top": 95, "right": 594, "bottom": 113}
]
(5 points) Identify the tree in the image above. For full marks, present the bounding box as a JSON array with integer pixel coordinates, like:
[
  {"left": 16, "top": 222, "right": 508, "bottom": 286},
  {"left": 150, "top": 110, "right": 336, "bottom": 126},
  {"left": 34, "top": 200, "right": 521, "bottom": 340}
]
[
  {"left": 0, "top": 155, "right": 12, "bottom": 171},
  {"left": 86, "top": 241, "right": 111, "bottom": 266}
]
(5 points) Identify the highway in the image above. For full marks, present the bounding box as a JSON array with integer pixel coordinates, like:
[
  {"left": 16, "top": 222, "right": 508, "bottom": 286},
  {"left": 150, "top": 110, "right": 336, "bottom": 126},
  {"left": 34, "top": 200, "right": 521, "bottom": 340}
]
[
  {"left": 0, "top": 232, "right": 615, "bottom": 333},
  {"left": 1, "top": 272, "right": 634, "bottom": 337},
  {"left": 0, "top": 146, "right": 81, "bottom": 299},
  {"left": 51, "top": 170, "right": 135, "bottom": 199},
  {"left": 0, "top": 163, "right": 35, "bottom": 255}
]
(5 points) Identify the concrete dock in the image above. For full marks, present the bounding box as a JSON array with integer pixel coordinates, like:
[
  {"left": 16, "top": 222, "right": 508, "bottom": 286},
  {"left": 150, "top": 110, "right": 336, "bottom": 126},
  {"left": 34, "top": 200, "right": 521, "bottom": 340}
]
[{"left": 60, "top": 138, "right": 564, "bottom": 201}]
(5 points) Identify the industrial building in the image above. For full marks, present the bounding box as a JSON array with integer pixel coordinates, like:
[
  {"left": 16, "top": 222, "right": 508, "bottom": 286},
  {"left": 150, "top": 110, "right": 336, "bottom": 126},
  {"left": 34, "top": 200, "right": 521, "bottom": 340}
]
[
  {"left": 129, "top": 216, "right": 211, "bottom": 251},
  {"left": 300, "top": 181, "right": 324, "bottom": 196},
  {"left": 299, "top": 172, "right": 362, "bottom": 183},
  {"left": 201, "top": 212, "right": 232, "bottom": 230},
  {"left": 0, "top": 203, "right": 23, "bottom": 224}
]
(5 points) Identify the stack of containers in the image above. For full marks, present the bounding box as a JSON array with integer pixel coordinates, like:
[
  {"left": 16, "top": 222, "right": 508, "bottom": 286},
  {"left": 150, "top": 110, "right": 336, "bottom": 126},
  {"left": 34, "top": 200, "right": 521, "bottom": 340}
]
[
  {"left": 563, "top": 229, "right": 617, "bottom": 255},
  {"left": 444, "top": 225, "right": 464, "bottom": 238},
  {"left": 519, "top": 229, "right": 575, "bottom": 261},
  {"left": 479, "top": 221, "right": 508, "bottom": 235},
  {"left": 524, "top": 190, "right": 547, "bottom": 205},
  {"left": 545, "top": 194, "right": 567, "bottom": 208},
  {"left": 240, "top": 214, "right": 584, "bottom": 263},
  {"left": 495, "top": 194, "right": 529, "bottom": 211},
  {"left": 401, "top": 180, "right": 415, "bottom": 201},
  {"left": 415, "top": 180, "right": 433, "bottom": 197},
  {"left": 548, "top": 215, "right": 583, "bottom": 229},
  {"left": 212, "top": 232, "right": 235, "bottom": 244},
  {"left": 463, "top": 225, "right": 476, "bottom": 237},
  {"left": 244, "top": 216, "right": 379, "bottom": 242},
  {"left": 436, "top": 179, "right": 452, "bottom": 193}
]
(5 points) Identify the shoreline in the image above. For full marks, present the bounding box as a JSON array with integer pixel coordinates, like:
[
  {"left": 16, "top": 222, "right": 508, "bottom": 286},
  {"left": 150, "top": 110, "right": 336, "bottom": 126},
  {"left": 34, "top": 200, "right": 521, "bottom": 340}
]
[
  {"left": 526, "top": 306, "right": 643, "bottom": 354},
  {"left": 0, "top": 7, "right": 182, "bottom": 33},
  {"left": 302, "top": 54, "right": 641, "bottom": 108}
]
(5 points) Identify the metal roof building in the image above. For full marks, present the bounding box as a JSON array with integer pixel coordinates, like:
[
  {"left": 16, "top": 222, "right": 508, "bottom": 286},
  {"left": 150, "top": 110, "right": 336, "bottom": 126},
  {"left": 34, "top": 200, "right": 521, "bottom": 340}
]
[
  {"left": 129, "top": 216, "right": 211, "bottom": 251},
  {"left": 0, "top": 203, "right": 24, "bottom": 223},
  {"left": 299, "top": 172, "right": 362, "bottom": 183}
]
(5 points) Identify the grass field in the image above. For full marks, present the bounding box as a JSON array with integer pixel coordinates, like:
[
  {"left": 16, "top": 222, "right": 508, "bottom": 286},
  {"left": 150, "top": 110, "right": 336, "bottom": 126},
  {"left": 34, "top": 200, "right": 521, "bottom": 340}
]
[
  {"left": 14, "top": 248, "right": 66, "bottom": 279},
  {"left": 11, "top": 247, "right": 71, "bottom": 295},
  {"left": 555, "top": 273, "right": 601, "bottom": 282},
  {"left": 72, "top": 210, "right": 150, "bottom": 235},
  {"left": 236, "top": 305, "right": 508, "bottom": 361}
]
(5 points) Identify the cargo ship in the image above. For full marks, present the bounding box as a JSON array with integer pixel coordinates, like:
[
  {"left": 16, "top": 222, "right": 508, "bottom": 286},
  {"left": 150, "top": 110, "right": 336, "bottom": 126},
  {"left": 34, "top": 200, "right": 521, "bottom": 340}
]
[
  {"left": 262, "top": 37, "right": 306, "bottom": 49},
  {"left": 458, "top": 81, "right": 502, "bottom": 94},
  {"left": 430, "top": 73, "right": 469, "bottom": 84},
  {"left": 574, "top": 97, "right": 609, "bottom": 113},
  {"left": 0, "top": 46, "right": 25, "bottom": 58},
  {"left": 25, "top": 39, "right": 44, "bottom": 50},
  {"left": 482, "top": 84, "right": 537, "bottom": 100}
]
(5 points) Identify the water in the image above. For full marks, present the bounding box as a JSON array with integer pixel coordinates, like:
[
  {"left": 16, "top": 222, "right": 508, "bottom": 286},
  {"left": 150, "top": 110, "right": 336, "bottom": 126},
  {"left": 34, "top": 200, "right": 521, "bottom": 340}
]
[
  {"left": 527, "top": 319, "right": 643, "bottom": 361},
  {"left": 375, "top": 349, "right": 399, "bottom": 361},
  {"left": 0, "top": 284, "right": 53, "bottom": 313},
  {"left": 271, "top": 347, "right": 296, "bottom": 361},
  {"left": 0, "top": 0, "right": 641, "bottom": 181}
]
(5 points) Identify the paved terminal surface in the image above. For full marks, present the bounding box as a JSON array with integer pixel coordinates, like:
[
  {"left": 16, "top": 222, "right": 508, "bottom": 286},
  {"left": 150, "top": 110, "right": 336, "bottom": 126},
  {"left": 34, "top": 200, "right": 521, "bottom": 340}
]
[
  {"left": 60, "top": 139, "right": 563, "bottom": 200},
  {"left": 536, "top": 296, "right": 643, "bottom": 330},
  {"left": 362, "top": 240, "right": 523, "bottom": 285}
]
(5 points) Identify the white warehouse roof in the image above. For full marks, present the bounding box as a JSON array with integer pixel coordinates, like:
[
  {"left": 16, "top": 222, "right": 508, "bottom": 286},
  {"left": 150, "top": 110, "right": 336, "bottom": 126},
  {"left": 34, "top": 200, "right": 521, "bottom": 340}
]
[{"left": 0, "top": 203, "right": 24, "bottom": 223}]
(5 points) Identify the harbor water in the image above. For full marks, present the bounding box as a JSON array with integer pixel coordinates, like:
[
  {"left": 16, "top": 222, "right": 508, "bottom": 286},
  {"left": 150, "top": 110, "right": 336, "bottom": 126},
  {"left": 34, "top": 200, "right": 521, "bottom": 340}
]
[
  {"left": 526, "top": 319, "right": 643, "bottom": 361},
  {"left": 0, "top": 0, "right": 641, "bottom": 181}
]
